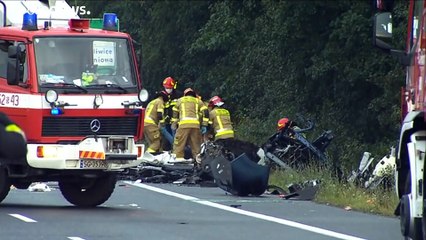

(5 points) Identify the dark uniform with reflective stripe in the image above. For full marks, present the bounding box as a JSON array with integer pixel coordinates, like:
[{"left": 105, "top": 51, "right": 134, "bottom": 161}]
[{"left": 0, "top": 112, "right": 27, "bottom": 160}]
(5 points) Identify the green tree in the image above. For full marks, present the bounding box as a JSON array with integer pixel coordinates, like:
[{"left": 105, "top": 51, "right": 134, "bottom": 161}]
[{"left": 72, "top": 0, "right": 406, "bottom": 171}]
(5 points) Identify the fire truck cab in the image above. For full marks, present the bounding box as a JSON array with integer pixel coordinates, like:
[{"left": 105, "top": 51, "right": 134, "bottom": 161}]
[
  {"left": 0, "top": 0, "right": 149, "bottom": 207},
  {"left": 373, "top": 0, "right": 426, "bottom": 239}
]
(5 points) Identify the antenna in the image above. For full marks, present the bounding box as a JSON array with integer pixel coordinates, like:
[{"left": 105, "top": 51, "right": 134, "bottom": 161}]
[
  {"left": 20, "top": 1, "right": 30, "bottom": 13},
  {"left": 47, "top": 0, "right": 57, "bottom": 27}
]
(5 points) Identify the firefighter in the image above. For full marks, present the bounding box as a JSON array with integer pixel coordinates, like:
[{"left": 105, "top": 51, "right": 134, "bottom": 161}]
[
  {"left": 276, "top": 117, "right": 305, "bottom": 138},
  {"left": 171, "top": 88, "right": 209, "bottom": 161},
  {"left": 277, "top": 117, "right": 290, "bottom": 132},
  {"left": 161, "top": 77, "right": 183, "bottom": 150},
  {"left": 0, "top": 112, "right": 27, "bottom": 160},
  {"left": 144, "top": 90, "right": 169, "bottom": 153},
  {"left": 208, "top": 96, "right": 234, "bottom": 142}
]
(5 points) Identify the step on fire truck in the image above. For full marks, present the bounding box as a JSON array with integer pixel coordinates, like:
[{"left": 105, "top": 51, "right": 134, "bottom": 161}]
[
  {"left": 373, "top": 0, "right": 426, "bottom": 239},
  {"left": 0, "top": 0, "right": 149, "bottom": 207}
]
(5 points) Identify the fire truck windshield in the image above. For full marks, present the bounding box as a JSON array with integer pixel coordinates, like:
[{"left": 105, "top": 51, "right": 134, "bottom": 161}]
[{"left": 34, "top": 37, "right": 137, "bottom": 92}]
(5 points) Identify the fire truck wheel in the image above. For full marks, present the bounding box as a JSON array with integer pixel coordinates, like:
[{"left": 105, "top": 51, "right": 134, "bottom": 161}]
[
  {"left": 0, "top": 167, "right": 11, "bottom": 203},
  {"left": 59, "top": 173, "right": 117, "bottom": 207}
]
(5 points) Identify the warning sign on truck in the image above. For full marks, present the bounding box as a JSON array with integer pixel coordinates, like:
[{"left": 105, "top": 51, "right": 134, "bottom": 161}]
[{"left": 93, "top": 41, "right": 115, "bottom": 66}]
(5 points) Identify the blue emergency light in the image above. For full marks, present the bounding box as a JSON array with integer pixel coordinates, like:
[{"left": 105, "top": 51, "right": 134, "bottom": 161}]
[
  {"left": 102, "top": 13, "right": 118, "bottom": 31},
  {"left": 50, "top": 107, "right": 63, "bottom": 115},
  {"left": 22, "top": 12, "right": 38, "bottom": 31}
]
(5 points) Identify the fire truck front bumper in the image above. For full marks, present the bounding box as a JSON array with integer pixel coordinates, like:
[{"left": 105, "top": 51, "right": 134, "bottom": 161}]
[{"left": 26, "top": 136, "right": 145, "bottom": 170}]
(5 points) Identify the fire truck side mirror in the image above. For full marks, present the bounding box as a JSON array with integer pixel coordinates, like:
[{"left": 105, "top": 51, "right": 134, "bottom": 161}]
[
  {"left": 6, "top": 44, "right": 25, "bottom": 85},
  {"left": 373, "top": 12, "right": 411, "bottom": 66},
  {"left": 373, "top": 12, "right": 393, "bottom": 51}
]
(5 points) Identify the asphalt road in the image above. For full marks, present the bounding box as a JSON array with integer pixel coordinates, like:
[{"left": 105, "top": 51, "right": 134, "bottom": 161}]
[{"left": 0, "top": 181, "right": 401, "bottom": 240}]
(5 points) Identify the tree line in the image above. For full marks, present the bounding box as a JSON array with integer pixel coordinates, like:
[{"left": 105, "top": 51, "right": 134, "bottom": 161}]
[{"left": 74, "top": 0, "right": 407, "bottom": 172}]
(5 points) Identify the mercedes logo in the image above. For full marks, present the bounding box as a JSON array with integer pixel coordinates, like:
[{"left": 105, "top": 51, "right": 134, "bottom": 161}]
[{"left": 90, "top": 119, "right": 101, "bottom": 133}]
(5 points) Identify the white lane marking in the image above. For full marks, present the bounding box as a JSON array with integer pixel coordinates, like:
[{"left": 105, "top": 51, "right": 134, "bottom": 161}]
[
  {"left": 127, "top": 182, "right": 366, "bottom": 240},
  {"left": 8, "top": 214, "right": 37, "bottom": 223},
  {"left": 68, "top": 237, "right": 86, "bottom": 240}
]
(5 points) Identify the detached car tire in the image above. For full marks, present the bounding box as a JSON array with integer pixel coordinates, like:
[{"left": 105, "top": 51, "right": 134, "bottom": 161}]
[{"left": 59, "top": 173, "right": 117, "bottom": 207}]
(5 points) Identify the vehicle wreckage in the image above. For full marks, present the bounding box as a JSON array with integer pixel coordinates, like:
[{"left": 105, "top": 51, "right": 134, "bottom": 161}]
[
  {"left": 120, "top": 119, "right": 333, "bottom": 198},
  {"left": 348, "top": 147, "right": 396, "bottom": 190},
  {"left": 262, "top": 119, "right": 334, "bottom": 170}
]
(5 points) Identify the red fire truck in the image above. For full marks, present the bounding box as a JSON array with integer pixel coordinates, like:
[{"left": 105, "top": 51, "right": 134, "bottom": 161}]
[
  {"left": 0, "top": 0, "right": 149, "bottom": 207},
  {"left": 373, "top": 0, "right": 426, "bottom": 239}
]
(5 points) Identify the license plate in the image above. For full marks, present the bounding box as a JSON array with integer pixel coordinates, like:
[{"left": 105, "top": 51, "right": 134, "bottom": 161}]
[{"left": 80, "top": 160, "right": 108, "bottom": 169}]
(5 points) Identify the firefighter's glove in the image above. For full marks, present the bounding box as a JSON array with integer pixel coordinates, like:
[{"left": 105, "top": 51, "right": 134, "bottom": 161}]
[{"left": 201, "top": 126, "right": 207, "bottom": 135}]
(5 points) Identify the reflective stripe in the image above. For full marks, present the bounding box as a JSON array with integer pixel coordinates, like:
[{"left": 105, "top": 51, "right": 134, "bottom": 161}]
[
  {"left": 179, "top": 97, "right": 200, "bottom": 123},
  {"left": 147, "top": 147, "right": 156, "bottom": 153},
  {"left": 216, "top": 115, "right": 224, "bottom": 130},
  {"left": 179, "top": 119, "right": 200, "bottom": 125},
  {"left": 182, "top": 103, "right": 186, "bottom": 119},
  {"left": 5, "top": 124, "right": 23, "bottom": 134},
  {"left": 79, "top": 150, "right": 105, "bottom": 160},
  {"left": 145, "top": 98, "right": 164, "bottom": 125},
  {"left": 180, "top": 116, "right": 200, "bottom": 125},
  {"left": 145, "top": 100, "right": 156, "bottom": 118},
  {"left": 211, "top": 108, "right": 233, "bottom": 138},
  {"left": 217, "top": 128, "right": 233, "bottom": 133},
  {"left": 216, "top": 130, "right": 234, "bottom": 137},
  {"left": 144, "top": 118, "right": 156, "bottom": 125}
]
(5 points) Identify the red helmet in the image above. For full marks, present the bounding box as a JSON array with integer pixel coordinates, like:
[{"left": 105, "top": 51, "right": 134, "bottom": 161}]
[
  {"left": 163, "top": 77, "right": 176, "bottom": 89},
  {"left": 277, "top": 117, "right": 290, "bottom": 131},
  {"left": 209, "top": 96, "right": 224, "bottom": 107}
]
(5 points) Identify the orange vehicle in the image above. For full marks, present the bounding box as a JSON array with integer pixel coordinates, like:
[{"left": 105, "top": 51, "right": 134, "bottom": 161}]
[
  {"left": 373, "top": 0, "right": 426, "bottom": 239},
  {"left": 0, "top": 0, "right": 149, "bottom": 207}
]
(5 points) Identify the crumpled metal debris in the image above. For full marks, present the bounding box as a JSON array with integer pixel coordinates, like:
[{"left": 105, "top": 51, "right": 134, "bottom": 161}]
[
  {"left": 267, "top": 179, "right": 320, "bottom": 201},
  {"left": 348, "top": 147, "right": 396, "bottom": 189},
  {"left": 118, "top": 151, "right": 199, "bottom": 184}
]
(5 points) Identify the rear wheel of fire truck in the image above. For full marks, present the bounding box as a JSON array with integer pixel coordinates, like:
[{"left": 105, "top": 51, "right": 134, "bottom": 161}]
[
  {"left": 0, "top": 167, "right": 11, "bottom": 203},
  {"left": 59, "top": 173, "right": 117, "bottom": 207}
]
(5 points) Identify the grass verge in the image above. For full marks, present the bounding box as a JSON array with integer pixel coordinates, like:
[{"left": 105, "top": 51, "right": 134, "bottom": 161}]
[{"left": 268, "top": 167, "right": 399, "bottom": 216}]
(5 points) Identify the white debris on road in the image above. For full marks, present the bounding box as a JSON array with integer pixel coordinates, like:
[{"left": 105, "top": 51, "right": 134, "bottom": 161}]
[{"left": 28, "top": 182, "right": 51, "bottom": 192}]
